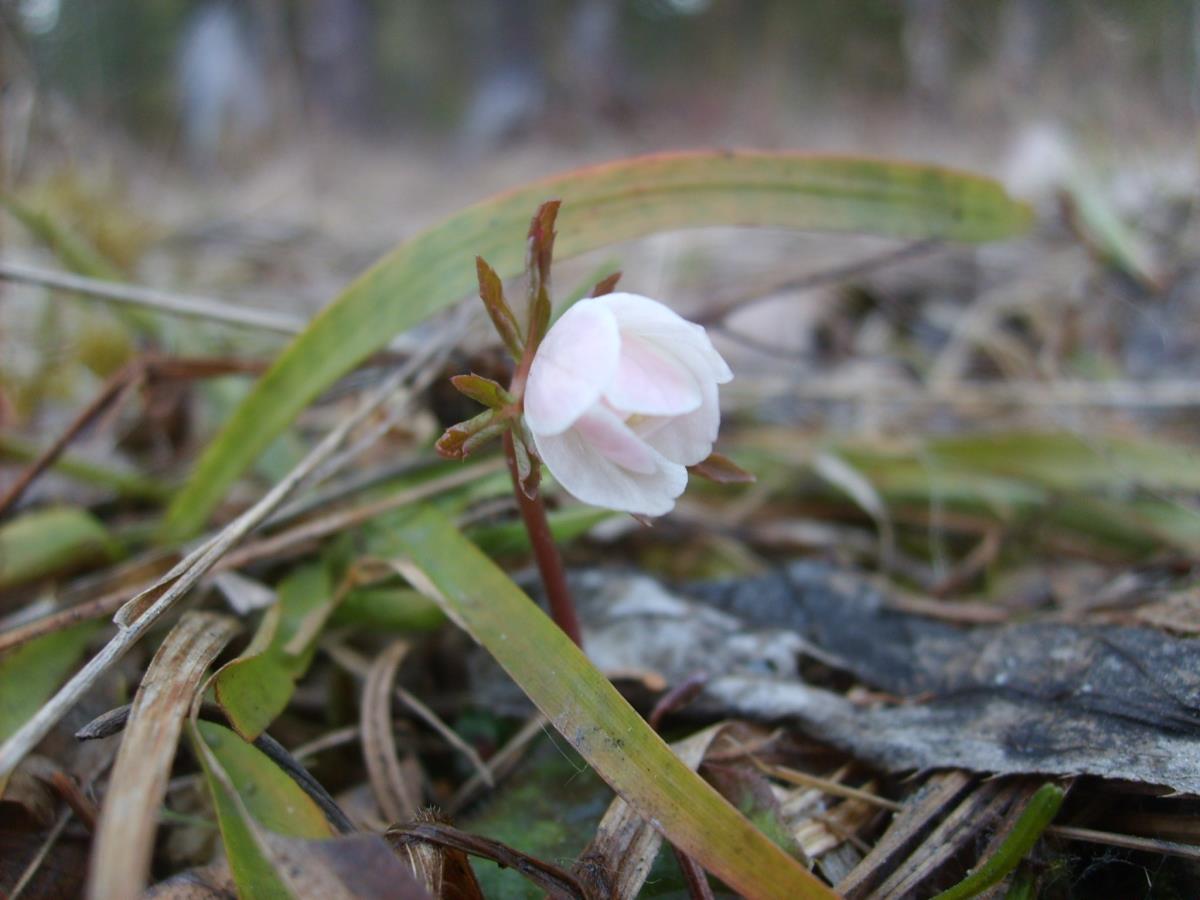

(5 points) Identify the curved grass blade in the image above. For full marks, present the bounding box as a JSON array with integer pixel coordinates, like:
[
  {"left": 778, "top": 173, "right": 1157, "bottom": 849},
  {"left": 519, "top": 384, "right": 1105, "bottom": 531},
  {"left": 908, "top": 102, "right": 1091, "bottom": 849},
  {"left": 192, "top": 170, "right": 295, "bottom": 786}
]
[
  {"left": 391, "top": 504, "right": 837, "bottom": 900},
  {"left": 932, "top": 782, "right": 1064, "bottom": 900},
  {"left": 166, "top": 151, "right": 1032, "bottom": 539}
]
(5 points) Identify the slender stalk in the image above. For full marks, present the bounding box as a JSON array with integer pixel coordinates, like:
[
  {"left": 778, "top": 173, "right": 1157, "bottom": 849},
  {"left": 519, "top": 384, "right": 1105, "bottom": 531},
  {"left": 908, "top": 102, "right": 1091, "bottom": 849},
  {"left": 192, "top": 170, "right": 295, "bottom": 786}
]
[{"left": 502, "top": 431, "right": 582, "bottom": 647}]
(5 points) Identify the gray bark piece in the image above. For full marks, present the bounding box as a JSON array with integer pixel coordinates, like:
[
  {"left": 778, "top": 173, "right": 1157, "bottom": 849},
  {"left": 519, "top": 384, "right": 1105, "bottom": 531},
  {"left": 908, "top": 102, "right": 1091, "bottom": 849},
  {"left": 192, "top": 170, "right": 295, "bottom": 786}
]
[
  {"left": 473, "top": 563, "right": 1200, "bottom": 794},
  {"left": 692, "top": 562, "right": 1200, "bottom": 795}
]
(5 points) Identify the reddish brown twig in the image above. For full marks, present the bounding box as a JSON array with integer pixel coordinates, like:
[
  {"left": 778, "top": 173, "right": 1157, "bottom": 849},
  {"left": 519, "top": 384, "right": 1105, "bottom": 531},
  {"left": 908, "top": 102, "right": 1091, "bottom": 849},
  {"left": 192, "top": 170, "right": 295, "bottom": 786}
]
[
  {"left": 0, "top": 354, "right": 264, "bottom": 516},
  {"left": 502, "top": 431, "right": 582, "bottom": 647}
]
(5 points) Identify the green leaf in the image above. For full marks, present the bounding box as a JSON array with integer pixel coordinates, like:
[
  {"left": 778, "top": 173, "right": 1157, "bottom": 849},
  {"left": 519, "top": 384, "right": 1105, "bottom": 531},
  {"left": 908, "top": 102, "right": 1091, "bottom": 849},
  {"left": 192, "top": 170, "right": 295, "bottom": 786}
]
[
  {"left": 0, "top": 506, "right": 121, "bottom": 589},
  {"left": 390, "top": 505, "right": 837, "bottom": 899},
  {"left": 0, "top": 622, "right": 99, "bottom": 746},
  {"left": 524, "top": 199, "right": 561, "bottom": 347},
  {"left": 435, "top": 409, "right": 505, "bottom": 460},
  {"left": 475, "top": 256, "right": 524, "bottom": 359},
  {"left": 166, "top": 151, "right": 1032, "bottom": 539},
  {"left": 330, "top": 586, "right": 445, "bottom": 632},
  {"left": 450, "top": 373, "right": 513, "bottom": 410},
  {"left": 191, "top": 720, "right": 332, "bottom": 899},
  {"left": 213, "top": 563, "right": 334, "bottom": 740},
  {"left": 0, "top": 192, "right": 123, "bottom": 281},
  {"left": 1064, "top": 172, "right": 1161, "bottom": 289},
  {"left": 1, "top": 191, "right": 160, "bottom": 338},
  {"left": 922, "top": 432, "right": 1200, "bottom": 493}
]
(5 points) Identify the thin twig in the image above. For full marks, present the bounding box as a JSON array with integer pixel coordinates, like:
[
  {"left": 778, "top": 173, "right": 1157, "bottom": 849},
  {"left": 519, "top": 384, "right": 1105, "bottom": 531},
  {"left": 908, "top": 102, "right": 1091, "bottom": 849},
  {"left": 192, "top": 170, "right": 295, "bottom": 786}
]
[
  {"left": 395, "top": 686, "right": 493, "bottom": 788},
  {"left": 648, "top": 671, "right": 709, "bottom": 731},
  {"left": 672, "top": 847, "right": 717, "bottom": 900},
  {"left": 730, "top": 375, "right": 1200, "bottom": 409},
  {"left": 8, "top": 807, "right": 74, "bottom": 900},
  {"left": 449, "top": 713, "right": 548, "bottom": 815},
  {"left": 290, "top": 726, "right": 360, "bottom": 761},
  {"left": 0, "top": 259, "right": 308, "bottom": 334},
  {"left": 1045, "top": 824, "right": 1200, "bottom": 862},
  {"left": 754, "top": 759, "right": 903, "bottom": 812},
  {"left": 694, "top": 239, "right": 938, "bottom": 325},
  {"left": 0, "top": 355, "right": 264, "bottom": 516},
  {"left": 388, "top": 822, "right": 588, "bottom": 899}
]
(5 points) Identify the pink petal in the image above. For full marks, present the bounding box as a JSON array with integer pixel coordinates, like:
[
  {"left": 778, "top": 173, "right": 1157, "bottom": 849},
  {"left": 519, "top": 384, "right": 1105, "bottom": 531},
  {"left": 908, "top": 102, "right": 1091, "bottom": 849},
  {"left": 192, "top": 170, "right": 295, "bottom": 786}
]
[
  {"left": 599, "top": 292, "right": 732, "bottom": 383},
  {"left": 632, "top": 373, "right": 720, "bottom": 466},
  {"left": 533, "top": 425, "right": 688, "bottom": 517},
  {"left": 524, "top": 300, "right": 620, "bottom": 436},
  {"left": 572, "top": 404, "right": 659, "bottom": 474},
  {"left": 604, "top": 335, "right": 702, "bottom": 417}
]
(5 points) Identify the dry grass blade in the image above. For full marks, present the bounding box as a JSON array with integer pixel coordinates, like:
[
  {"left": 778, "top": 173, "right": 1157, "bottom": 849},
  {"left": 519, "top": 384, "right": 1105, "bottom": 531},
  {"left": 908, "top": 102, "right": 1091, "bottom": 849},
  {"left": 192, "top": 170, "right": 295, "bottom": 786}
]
[
  {"left": 394, "top": 686, "right": 492, "bottom": 789},
  {"left": 872, "top": 779, "right": 1012, "bottom": 898},
  {"left": 737, "top": 375, "right": 1200, "bottom": 409},
  {"left": 361, "top": 639, "right": 420, "bottom": 822},
  {"left": 754, "top": 760, "right": 902, "bottom": 812},
  {"left": 87, "top": 611, "right": 240, "bottom": 899},
  {"left": 838, "top": 770, "right": 975, "bottom": 898},
  {"left": 574, "top": 723, "right": 731, "bottom": 900},
  {"left": 0, "top": 322, "right": 454, "bottom": 779},
  {"left": 448, "top": 712, "right": 546, "bottom": 815}
]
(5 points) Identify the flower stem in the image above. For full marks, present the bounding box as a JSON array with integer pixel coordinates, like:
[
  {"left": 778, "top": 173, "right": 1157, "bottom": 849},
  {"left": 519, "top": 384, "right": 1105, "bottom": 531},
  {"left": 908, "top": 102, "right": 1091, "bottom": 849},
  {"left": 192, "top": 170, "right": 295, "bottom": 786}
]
[{"left": 502, "top": 430, "right": 583, "bottom": 647}]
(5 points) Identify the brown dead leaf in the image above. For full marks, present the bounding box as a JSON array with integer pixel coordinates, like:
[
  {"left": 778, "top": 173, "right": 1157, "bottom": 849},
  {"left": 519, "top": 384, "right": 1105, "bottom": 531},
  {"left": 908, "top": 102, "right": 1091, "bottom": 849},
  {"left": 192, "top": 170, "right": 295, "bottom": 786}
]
[
  {"left": 388, "top": 820, "right": 584, "bottom": 899},
  {"left": 838, "top": 771, "right": 975, "bottom": 898}
]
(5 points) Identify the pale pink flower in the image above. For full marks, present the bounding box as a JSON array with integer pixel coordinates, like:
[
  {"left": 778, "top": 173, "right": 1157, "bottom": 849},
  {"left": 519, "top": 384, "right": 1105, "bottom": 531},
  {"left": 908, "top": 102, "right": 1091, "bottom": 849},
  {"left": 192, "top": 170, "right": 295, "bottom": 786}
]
[{"left": 523, "top": 292, "right": 732, "bottom": 516}]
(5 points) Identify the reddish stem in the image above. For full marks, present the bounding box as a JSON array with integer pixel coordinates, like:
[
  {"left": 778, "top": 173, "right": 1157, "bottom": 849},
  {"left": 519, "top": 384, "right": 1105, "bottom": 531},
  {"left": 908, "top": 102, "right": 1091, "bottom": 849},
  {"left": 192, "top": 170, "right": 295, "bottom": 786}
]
[{"left": 502, "top": 431, "right": 583, "bottom": 647}]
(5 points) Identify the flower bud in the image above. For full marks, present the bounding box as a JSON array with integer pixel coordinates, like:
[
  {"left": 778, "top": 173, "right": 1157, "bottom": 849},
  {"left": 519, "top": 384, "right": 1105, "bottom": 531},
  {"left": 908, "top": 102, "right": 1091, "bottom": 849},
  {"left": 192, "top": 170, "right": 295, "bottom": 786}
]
[{"left": 523, "top": 292, "right": 732, "bottom": 516}]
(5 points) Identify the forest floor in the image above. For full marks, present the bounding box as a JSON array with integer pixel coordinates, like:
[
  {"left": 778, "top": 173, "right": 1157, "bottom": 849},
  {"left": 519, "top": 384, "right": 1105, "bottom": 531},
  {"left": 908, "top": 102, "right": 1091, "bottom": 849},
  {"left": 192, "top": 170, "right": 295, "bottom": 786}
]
[{"left": 2, "top": 104, "right": 1200, "bottom": 897}]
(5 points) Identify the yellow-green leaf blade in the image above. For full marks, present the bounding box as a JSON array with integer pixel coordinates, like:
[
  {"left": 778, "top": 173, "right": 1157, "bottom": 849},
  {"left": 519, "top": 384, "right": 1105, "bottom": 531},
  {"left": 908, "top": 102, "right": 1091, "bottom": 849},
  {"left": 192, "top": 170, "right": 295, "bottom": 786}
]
[
  {"left": 213, "top": 562, "right": 335, "bottom": 740},
  {"left": 166, "top": 151, "right": 1032, "bottom": 539},
  {"left": 191, "top": 720, "right": 333, "bottom": 899},
  {"left": 392, "top": 504, "right": 836, "bottom": 900}
]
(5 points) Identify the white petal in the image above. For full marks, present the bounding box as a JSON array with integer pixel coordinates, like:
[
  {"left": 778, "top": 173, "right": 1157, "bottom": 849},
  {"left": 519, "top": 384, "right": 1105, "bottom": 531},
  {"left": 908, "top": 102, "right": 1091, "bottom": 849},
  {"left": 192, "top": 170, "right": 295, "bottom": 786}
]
[
  {"left": 533, "top": 422, "right": 688, "bottom": 517},
  {"left": 599, "top": 292, "right": 733, "bottom": 384},
  {"left": 524, "top": 300, "right": 620, "bottom": 436},
  {"left": 572, "top": 404, "right": 658, "bottom": 474},
  {"left": 604, "top": 334, "right": 702, "bottom": 417},
  {"left": 632, "top": 374, "right": 720, "bottom": 466}
]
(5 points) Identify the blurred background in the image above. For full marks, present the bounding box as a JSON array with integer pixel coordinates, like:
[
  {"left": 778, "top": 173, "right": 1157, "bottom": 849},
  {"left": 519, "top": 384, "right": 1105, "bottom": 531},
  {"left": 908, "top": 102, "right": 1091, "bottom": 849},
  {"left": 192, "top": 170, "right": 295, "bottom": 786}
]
[
  {"left": 3, "top": 1, "right": 1195, "bottom": 204},
  {"left": 1, "top": 0, "right": 1198, "bottom": 458}
]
